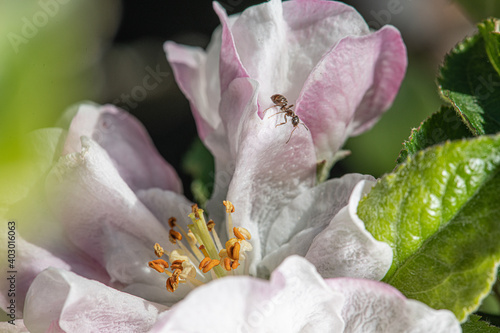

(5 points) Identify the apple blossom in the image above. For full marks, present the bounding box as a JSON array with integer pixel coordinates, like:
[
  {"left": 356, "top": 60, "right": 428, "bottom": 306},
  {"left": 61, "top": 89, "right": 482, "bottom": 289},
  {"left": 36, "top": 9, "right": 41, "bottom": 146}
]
[
  {"left": 166, "top": 0, "right": 406, "bottom": 276},
  {"left": 1, "top": 0, "right": 459, "bottom": 331},
  {"left": 4, "top": 98, "right": 458, "bottom": 331}
]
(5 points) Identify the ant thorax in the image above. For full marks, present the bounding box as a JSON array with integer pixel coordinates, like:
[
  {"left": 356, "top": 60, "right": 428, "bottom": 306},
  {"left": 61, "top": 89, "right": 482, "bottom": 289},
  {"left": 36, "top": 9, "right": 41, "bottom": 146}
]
[{"left": 263, "top": 93, "right": 309, "bottom": 144}]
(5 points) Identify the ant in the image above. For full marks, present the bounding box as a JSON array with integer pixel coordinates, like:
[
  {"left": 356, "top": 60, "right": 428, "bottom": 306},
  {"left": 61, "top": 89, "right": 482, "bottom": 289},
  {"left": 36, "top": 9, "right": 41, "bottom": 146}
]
[{"left": 263, "top": 94, "right": 309, "bottom": 144}]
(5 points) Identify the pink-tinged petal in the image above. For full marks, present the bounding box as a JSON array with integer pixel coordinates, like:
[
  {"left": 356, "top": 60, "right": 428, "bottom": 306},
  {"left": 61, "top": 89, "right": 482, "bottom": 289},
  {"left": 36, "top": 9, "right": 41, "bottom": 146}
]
[
  {"left": 213, "top": 3, "right": 249, "bottom": 94},
  {"left": 150, "top": 256, "right": 344, "bottom": 332},
  {"left": 347, "top": 27, "right": 407, "bottom": 136},
  {"left": 215, "top": 78, "right": 316, "bottom": 273},
  {"left": 23, "top": 268, "right": 167, "bottom": 333},
  {"left": 325, "top": 278, "right": 461, "bottom": 332},
  {"left": 228, "top": 0, "right": 369, "bottom": 111},
  {"left": 0, "top": 320, "right": 29, "bottom": 332},
  {"left": 203, "top": 77, "right": 260, "bottom": 226},
  {"left": 296, "top": 26, "right": 407, "bottom": 162},
  {"left": 0, "top": 237, "right": 69, "bottom": 318},
  {"left": 44, "top": 137, "right": 175, "bottom": 283},
  {"left": 165, "top": 33, "right": 222, "bottom": 140},
  {"left": 305, "top": 180, "right": 393, "bottom": 280},
  {"left": 62, "top": 103, "right": 182, "bottom": 193}
]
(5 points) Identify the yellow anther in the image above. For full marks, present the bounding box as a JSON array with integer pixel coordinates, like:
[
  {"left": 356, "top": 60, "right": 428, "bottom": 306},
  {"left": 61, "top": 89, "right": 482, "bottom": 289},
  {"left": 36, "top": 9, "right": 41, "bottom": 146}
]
[
  {"left": 154, "top": 243, "right": 165, "bottom": 257},
  {"left": 199, "top": 257, "right": 220, "bottom": 273},
  {"left": 168, "top": 217, "right": 177, "bottom": 228},
  {"left": 148, "top": 259, "right": 169, "bottom": 273},
  {"left": 223, "top": 200, "right": 235, "bottom": 213},
  {"left": 191, "top": 204, "right": 200, "bottom": 218},
  {"left": 169, "top": 229, "right": 183, "bottom": 244},
  {"left": 166, "top": 273, "right": 180, "bottom": 292},
  {"left": 171, "top": 260, "right": 184, "bottom": 271},
  {"left": 228, "top": 241, "right": 241, "bottom": 260},
  {"left": 222, "top": 257, "right": 240, "bottom": 271},
  {"left": 234, "top": 227, "right": 251, "bottom": 240},
  {"left": 223, "top": 257, "right": 232, "bottom": 271},
  {"left": 207, "top": 219, "right": 215, "bottom": 231}
]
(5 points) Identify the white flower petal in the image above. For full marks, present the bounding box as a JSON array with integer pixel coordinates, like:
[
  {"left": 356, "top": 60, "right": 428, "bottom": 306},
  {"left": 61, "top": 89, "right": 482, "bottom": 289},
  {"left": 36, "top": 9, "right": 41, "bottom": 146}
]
[
  {"left": 230, "top": 0, "right": 369, "bottom": 105},
  {"left": 136, "top": 188, "right": 194, "bottom": 230},
  {"left": 23, "top": 268, "right": 167, "bottom": 333},
  {"left": 305, "top": 180, "right": 393, "bottom": 280},
  {"left": 61, "top": 103, "right": 182, "bottom": 193},
  {"left": 44, "top": 137, "right": 174, "bottom": 283},
  {"left": 325, "top": 278, "right": 461, "bottom": 333},
  {"left": 150, "top": 256, "right": 345, "bottom": 333},
  {"left": 264, "top": 173, "right": 374, "bottom": 254}
]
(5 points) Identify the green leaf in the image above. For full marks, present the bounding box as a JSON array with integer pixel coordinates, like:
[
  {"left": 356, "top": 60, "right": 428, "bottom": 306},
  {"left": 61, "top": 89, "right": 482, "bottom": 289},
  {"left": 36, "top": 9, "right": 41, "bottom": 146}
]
[
  {"left": 358, "top": 135, "right": 500, "bottom": 321},
  {"left": 462, "top": 315, "right": 500, "bottom": 332},
  {"left": 182, "top": 138, "right": 214, "bottom": 206},
  {"left": 397, "top": 106, "right": 473, "bottom": 164},
  {"left": 438, "top": 26, "right": 500, "bottom": 136},
  {"left": 479, "top": 18, "right": 500, "bottom": 77}
]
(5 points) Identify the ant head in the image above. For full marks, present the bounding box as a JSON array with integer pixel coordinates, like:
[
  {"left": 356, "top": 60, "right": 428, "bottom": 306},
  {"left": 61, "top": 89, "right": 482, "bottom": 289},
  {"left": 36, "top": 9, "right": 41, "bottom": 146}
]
[
  {"left": 271, "top": 94, "right": 287, "bottom": 105},
  {"left": 291, "top": 115, "right": 299, "bottom": 126}
]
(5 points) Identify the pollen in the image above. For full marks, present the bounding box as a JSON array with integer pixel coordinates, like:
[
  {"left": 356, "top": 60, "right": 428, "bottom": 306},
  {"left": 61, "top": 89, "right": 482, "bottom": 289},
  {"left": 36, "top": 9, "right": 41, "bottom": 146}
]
[
  {"left": 223, "top": 200, "right": 235, "bottom": 213},
  {"left": 154, "top": 243, "right": 164, "bottom": 257},
  {"left": 233, "top": 227, "right": 251, "bottom": 240},
  {"left": 148, "top": 259, "right": 169, "bottom": 273},
  {"left": 199, "top": 257, "right": 220, "bottom": 273},
  {"left": 168, "top": 217, "right": 177, "bottom": 228},
  {"left": 148, "top": 200, "right": 253, "bottom": 293},
  {"left": 169, "top": 229, "right": 183, "bottom": 243}
]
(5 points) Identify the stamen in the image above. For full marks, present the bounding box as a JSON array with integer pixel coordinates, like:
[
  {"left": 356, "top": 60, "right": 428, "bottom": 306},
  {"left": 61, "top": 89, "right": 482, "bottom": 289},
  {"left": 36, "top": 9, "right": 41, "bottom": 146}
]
[
  {"left": 187, "top": 230, "right": 205, "bottom": 261},
  {"left": 191, "top": 204, "right": 200, "bottom": 218},
  {"left": 149, "top": 200, "right": 253, "bottom": 293},
  {"left": 223, "top": 200, "right": 235, "bottom": 213},
  {"left": 154, "top": 243, "right": 165, "bottom": 257},
  {"left": 199, "top": 245, "right": 209, "bottom": 257},
  {"left": 170, "top": 260, "right": 184, "bottom": 271},
  {"left": 189, "top": 208, "right": 226, "bottom": 277},
  {"left": 229, "top": 242, "right": 241, "bottom": 260},
  {"left": 223, "top": 201, "right": 235, "bottom": 237},
  {"left": 208, "top": 219, "right": 224, "bottom": 252},
  {"left": 168, "top": 217, "right": 177, "bottom": 228},
  {"left": 169, "top": 229, "right": 183, "bottom": 243},
  {"left": 166, "top": 269, "right": 181, "bottom": 292},
  {"left": 199, "top": 257, "right": 220, "bottom": 273},
  {"left": 148, "top": 259, "right": 169, "bottom": 273},
  {"left": 223, "top": 257, "right": 232, "bottom": 271}
]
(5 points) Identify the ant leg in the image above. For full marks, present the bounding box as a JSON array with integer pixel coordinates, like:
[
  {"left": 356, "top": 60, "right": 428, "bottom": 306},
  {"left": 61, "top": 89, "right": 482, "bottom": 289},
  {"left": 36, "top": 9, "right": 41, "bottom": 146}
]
[
  {"left": 263, "top": 105, "right": 277, "bottom": 114},
  {"left": 276, "top": 115, "right": 288, "bottom": 127},
  {"left": 268, "top": 111, "right": 287, "bottom": 119},
  {"left": 301, "top": 122, "right": 309, "bottom": 131},
  {"left": 286, "top": 126, "right": 298, "bottom": 144}
]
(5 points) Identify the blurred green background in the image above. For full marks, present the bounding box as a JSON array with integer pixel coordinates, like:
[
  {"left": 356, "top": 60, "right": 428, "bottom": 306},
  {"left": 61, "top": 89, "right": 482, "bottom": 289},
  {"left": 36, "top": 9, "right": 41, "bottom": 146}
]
[{"left": 1, "top": 0, "right": 500, "bottom": 324}]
